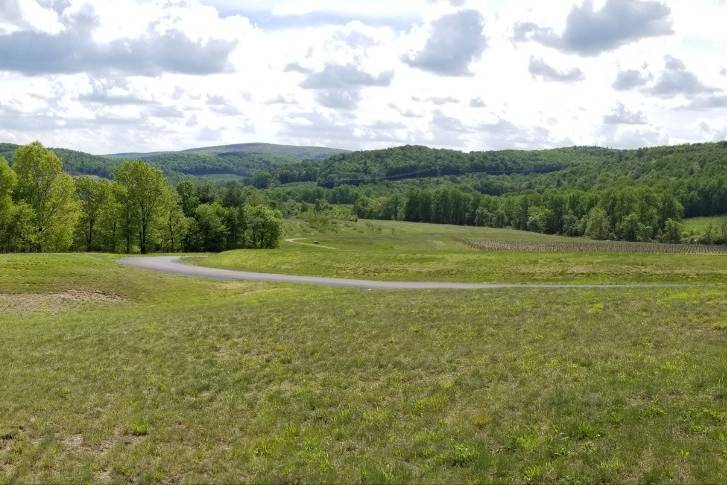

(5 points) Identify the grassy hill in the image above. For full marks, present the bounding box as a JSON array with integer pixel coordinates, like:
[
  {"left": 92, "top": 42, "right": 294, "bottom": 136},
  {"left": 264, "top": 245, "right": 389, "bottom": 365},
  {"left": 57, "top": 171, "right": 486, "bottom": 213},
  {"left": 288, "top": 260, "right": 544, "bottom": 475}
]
[{"left": 2, "top": 219, "right": 727, "bottom": 482}]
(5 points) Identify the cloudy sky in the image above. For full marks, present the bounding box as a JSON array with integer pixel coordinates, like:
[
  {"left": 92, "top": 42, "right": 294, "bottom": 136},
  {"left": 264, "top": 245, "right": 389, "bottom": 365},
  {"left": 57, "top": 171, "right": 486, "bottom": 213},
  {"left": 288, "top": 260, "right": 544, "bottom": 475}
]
[{"left": 0, "top": 0, "right": 726, "bottom": 154}]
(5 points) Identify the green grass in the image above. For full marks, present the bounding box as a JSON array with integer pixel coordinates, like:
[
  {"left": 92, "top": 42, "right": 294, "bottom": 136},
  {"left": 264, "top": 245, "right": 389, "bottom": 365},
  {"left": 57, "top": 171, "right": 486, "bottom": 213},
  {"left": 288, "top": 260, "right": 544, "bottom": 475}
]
[
  {"left": 683, "top": 216, "right": 727, "bottom": 234},
  {"left": 2, "top": 224, "right": 727, "bottom": 483},
  {"left": 194, "top": 219, "right": 727, "bottom": 284}
]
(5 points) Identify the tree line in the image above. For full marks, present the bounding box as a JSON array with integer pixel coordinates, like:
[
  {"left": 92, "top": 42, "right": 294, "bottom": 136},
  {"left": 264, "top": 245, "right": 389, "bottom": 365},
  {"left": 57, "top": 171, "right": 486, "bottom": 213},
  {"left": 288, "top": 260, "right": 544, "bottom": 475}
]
[
  {"left": 0, "top": 142, "right": 282, "bottom": 253},
  {"left": 345, "top": 185, "right": 683, "bottom": 243}
]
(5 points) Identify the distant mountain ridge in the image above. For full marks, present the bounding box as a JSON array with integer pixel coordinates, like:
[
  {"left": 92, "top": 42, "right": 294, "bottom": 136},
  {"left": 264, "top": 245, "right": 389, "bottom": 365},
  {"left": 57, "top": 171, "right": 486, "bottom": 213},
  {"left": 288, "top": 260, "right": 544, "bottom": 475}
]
[
  {"left": 1, "top": 142, "right": 349, "bottom": 182},
  {"left": 106, "top": 143, "right": 348, "bottom": 160}
]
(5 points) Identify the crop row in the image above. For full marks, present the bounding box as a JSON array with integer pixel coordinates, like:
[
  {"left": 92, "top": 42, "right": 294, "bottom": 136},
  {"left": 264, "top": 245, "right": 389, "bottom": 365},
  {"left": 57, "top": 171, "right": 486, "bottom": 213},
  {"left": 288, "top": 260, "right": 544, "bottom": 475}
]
[{"left": 462, "top": 238, "right": 727, "bottom": 255}]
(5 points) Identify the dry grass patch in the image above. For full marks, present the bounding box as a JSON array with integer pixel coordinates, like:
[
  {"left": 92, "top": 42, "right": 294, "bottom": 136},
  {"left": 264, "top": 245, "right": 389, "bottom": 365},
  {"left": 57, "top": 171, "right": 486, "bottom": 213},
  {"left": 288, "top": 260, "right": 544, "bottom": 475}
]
[{"left": 0, "top": 290, "right": 125, "bottom": 316}]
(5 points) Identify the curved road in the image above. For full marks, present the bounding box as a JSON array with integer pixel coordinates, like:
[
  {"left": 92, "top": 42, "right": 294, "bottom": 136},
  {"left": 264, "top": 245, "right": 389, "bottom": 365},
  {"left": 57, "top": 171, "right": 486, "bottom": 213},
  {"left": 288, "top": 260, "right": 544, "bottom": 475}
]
[{"left": 119, "top": 256, "right": 686, "bottom": 290}]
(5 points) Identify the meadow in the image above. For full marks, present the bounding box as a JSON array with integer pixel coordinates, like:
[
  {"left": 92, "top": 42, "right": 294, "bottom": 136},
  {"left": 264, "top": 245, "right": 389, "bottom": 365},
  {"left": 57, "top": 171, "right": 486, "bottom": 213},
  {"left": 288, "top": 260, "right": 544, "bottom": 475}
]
[
  {"left": 1, "top": 220, "right": 727, "bottom": 483},
  {"left": 682, "top": 215, "right": 727, "bottom": 240},
  {"left": 196, "top": 219, "right": 727, "bottom": 284}
]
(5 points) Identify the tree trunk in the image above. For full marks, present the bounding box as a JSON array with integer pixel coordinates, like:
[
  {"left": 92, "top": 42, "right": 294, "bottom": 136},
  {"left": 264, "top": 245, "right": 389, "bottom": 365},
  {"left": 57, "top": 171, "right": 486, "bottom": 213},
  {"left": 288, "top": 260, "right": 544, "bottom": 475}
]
[{"left": 87, "top": 219, "right": 94, "bottom": 251}]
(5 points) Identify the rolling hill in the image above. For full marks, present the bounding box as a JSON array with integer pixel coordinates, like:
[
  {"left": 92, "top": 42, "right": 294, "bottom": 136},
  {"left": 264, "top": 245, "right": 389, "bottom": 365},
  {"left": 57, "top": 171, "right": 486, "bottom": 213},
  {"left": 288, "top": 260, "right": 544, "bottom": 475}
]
[{"left": 0, "top": 142, "right": 349, "bottom": 181}]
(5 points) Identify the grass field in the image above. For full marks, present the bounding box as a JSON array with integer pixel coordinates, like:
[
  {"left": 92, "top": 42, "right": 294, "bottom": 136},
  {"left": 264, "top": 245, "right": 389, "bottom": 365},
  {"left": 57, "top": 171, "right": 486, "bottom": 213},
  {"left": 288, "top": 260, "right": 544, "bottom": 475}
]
[
  {"left": 683, "top": 216, "right": 727, "bottom": 235},
  {"left": 195, "top": 219, "right": 727, "bottom": 284},
  {"left": 2, "top": 221, "right": 727, "bottom": 483}
]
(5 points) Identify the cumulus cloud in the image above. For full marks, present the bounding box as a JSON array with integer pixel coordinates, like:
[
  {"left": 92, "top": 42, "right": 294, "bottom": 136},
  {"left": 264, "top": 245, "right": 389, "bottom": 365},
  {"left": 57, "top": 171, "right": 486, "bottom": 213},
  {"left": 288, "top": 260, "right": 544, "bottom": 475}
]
[
  {"left": 613, "top": 69, "right": 651, "bottom": 90},
  {"left": 284, "top": 62, "right": 312, "bottom": 74},
  {"left": 528, "top": 57, "right": 584, "bottom": 83},
  {"left": 603, "top": 103, "right": 647, "bottom": 124},
  {"left": 79, "top": 79, "right": 155, "bottom": 105},
  {"left": 514, "top": 0, "right": 672, "bottom": 56},
  {"left": 3, "top": 0, "right": 727, "bottom": 153},
  {"left": 148, "top": 106, "right": 185, "bottom": 119},
  {"left": 404, "top": 9, "right": 486, "bottom": 76},
  {"left": 430, "top": 96, "right": 459, "bottom": 105},
  {"left": 648, "top": 56, "right": 718, "bottom": 98},
  {"left": 0, "top": 9, "right": 237, "bottom": 75},
  {"left": 265, "top": 94, "right": 298, "bottom": 105},
  {"left": 682, "top": 94, "right": 727, "bottom": 111},
  {"left": 301, "top": 64, "right": 393, "bottom": 89},
  {"left": 598, "top": 125, "right": 668, "bottom": 148},
  {"left": 301, "top": 64, "right": 393, "bottom": 110},
  {"left": 429, "top": 109, "right": 556, "bottom": 150},
  {"left": 279, "top": 110, "right": 356, "bottom": 147}
]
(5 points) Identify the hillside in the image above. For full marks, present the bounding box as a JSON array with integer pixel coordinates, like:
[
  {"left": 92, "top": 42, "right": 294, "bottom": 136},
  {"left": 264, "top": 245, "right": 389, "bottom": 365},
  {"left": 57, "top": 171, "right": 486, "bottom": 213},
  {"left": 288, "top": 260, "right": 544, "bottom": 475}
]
[
  {"left": 108, "top": 142, "right": 347, "bottom": 160},
  {"left": 4, "top": 140, "right": 727, "bottom": 221},
  {"left": 272, "top": 145, "right": 615, "bottom": 187},
  {"left": 0, "top": 143, "right": 118, "bottom": 178},
  {"left": 270, "top": 142, "right": 727, "bottom": 214},
  {"left": 0, "top": 142, "right": 349, "bottom": 181}
]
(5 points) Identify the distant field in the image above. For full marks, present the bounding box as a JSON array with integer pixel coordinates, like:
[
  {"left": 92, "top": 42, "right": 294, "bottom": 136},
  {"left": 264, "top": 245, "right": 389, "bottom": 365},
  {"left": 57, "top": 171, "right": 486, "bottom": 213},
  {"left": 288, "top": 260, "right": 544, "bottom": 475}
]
[
  {"left": 464, "top": 237, "right": 727, "bottom": 254},
  {"left": 195, "top": 219, "right": 727, "bottom": 284},
  {"left": 683, "top": 215, "right": 727, "bottom": 234},
  {"left": 2, "top": 222, "right": 727, "bottom": 483}
]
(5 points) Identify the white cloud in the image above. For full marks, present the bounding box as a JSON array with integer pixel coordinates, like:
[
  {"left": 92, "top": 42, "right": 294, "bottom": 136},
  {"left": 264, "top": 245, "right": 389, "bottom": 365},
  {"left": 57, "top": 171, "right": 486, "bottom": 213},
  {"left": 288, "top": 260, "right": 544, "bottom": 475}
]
[{"left": 0, "top": 0, "right": 726, "bottom": 153}]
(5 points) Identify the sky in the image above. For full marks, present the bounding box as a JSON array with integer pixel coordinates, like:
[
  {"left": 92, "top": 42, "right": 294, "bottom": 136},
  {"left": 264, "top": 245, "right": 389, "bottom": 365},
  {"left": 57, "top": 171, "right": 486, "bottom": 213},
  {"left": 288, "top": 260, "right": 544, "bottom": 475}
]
[{"left": 0, "top": 0, "right": 726, "bottom": 154}]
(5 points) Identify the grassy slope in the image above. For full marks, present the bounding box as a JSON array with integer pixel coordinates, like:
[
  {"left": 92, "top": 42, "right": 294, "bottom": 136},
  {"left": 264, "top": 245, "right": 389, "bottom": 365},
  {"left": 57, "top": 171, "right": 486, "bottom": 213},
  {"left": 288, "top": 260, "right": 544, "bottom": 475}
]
[
  {"left": 1, "top": 231, "right": 727, "bottom": 483},
  {"left": 196, "top": 219, "right": 727, "bottom": 284}
]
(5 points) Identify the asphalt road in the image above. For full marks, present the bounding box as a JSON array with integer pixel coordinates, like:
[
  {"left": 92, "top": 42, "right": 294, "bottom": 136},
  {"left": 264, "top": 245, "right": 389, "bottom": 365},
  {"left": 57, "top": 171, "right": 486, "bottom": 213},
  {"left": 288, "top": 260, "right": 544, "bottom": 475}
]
[{"left": 118, "top": 256, "right": 685, "bottom": 290}]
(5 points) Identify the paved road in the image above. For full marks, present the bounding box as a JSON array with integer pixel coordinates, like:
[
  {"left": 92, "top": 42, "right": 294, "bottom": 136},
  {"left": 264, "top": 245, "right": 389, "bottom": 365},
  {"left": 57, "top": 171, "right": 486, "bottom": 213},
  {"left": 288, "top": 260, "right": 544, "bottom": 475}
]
[{"left": 118, "top": 256, "right": 686, "bottom": 290}]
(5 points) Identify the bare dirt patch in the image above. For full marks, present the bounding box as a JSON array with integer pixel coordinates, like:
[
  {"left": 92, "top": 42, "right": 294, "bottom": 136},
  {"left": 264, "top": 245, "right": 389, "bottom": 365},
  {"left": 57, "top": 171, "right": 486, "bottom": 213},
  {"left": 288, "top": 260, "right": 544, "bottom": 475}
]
[{"left": 0, "top": 290, "right": 125, "bottom": 317}]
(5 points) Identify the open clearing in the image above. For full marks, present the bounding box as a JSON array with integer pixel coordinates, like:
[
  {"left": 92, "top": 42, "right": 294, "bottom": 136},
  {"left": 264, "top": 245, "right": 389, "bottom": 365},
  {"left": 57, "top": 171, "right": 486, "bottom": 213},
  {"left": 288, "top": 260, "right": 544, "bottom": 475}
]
[{"left": 2, "top": 220, "right": 727, "bottom": 483}]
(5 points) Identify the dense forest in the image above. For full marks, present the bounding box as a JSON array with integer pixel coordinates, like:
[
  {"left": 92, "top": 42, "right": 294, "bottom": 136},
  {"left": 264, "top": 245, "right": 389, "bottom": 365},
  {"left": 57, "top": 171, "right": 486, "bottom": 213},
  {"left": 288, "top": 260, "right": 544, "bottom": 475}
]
[
  {"left": 0, "top": 142, "right": 282, "bottom": 254},
  {"left": 272, "top": 145, "right": 611, "bottom": 187},
  {"left": 263, "top": 143, "right": 727, "bottom": 243}
]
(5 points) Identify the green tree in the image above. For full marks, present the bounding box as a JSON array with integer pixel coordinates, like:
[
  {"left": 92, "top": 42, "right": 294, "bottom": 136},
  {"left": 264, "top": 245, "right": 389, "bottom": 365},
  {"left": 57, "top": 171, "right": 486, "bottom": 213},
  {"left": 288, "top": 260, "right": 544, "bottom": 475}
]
[
  {"left": 252, "top": 171, "right": 272, "bottom": 189},
  {"left": 661, "top": 219, "right": 682, "bottom": 243},
  {"left": 0, "top": 156, "right": 15, "bottom": 224},
  {"left": 176, "top": 180, "right": 200, "bottom": 217},
  {"left": 246, "top": 205, "right": 282, "bottom": 249},
  {"left": 190, "top": 203, "right": 229, "bottom": 252},
  {"left": 12, "top": 142, "right": 80, "bottom": 251},
  {"left": 617, "top": 213, "right": 640, "bottom": 241},
  {"left": 112, "top": 182, "right": 137, "bottom": 253},
  {"left": 75, "top": 177, "right": 112, "bottom": 251},
  {"left": 585, "top": 207, "right": 611, "bottom": 240},
  {"left": 0, "top": 202, "right": 36, "bottom": 252},
  {"left": 160, "top": 187, "right": 189, "bottom": 252},
  {"left": 114, "top": 161, "right": 169, "bottom": 254}
]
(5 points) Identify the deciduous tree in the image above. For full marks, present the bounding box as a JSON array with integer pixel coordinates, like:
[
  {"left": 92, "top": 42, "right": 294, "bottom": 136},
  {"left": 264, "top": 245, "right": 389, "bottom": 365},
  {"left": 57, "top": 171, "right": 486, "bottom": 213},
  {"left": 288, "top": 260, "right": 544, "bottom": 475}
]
[{"left": 12, "top": 142, "right": 79, "bottom": 251}]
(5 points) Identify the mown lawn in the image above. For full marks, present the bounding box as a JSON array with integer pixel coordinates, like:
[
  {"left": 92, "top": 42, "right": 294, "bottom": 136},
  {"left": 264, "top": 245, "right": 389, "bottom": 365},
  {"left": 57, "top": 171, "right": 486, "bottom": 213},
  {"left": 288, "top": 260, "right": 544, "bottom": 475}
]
[
  {"left": 196, "top": 219, "right": 727, "bottom": 284},
  {"left": 1, "top": 227, "right": 727, "bottom": 483}
]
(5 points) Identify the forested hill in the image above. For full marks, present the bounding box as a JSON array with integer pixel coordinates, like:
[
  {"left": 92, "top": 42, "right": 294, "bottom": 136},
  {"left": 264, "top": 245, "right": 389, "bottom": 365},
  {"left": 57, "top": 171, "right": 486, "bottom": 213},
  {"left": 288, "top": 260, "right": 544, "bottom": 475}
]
[
  {"left": 0, "top": 142, "right": 349, "bottom": 181},
  {"left": 0, "top": 143, "right": 116, "bottom": 178},
  {"left": 272, "top": 145, "right": 617, "bottom": 187},
  {"left": 271, "top": 142, "right": 727, "bottom": 189},
  {"left": 4, "top": 140, "right": 727, "bottom": 206},
  {"left": 106, "top": 143, "right": 349, "bottom": 182}
]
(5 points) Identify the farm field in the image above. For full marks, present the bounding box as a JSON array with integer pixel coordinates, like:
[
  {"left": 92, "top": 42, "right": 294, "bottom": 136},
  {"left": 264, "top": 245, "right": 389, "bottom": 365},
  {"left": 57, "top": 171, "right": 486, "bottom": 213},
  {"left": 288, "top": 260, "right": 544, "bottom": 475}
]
[
  {"left": 196, "top": 219, "right": 727, "bottom": 284},
  {"left": 1, "top": 221, "right": 727, "bottom": 483}
]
